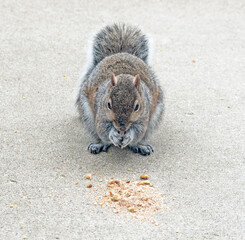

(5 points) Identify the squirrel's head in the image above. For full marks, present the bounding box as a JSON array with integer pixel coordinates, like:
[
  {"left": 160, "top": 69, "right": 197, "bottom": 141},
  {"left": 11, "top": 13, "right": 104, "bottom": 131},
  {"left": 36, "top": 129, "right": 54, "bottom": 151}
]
[{"left": 105, "top": 73, "right": 143, "bottom": 133}]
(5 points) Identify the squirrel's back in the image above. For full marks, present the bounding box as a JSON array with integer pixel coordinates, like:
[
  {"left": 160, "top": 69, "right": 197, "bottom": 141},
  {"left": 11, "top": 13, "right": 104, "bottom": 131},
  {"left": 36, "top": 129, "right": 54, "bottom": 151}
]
[{"left": 92, "top": 23, "right": 149, "bottom": 66}]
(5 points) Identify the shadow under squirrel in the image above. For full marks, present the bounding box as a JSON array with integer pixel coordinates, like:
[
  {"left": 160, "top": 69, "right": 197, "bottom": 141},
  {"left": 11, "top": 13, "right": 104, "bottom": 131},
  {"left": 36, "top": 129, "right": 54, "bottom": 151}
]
[{"left": 76, "top": 23, "right": 164, "bottom": 156}]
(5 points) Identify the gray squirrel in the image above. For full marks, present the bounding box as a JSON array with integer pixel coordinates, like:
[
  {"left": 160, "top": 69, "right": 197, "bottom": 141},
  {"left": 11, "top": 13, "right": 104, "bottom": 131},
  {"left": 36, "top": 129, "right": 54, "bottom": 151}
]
[{"left": 76, "top": 23, "right": 164, "bottom": 155}]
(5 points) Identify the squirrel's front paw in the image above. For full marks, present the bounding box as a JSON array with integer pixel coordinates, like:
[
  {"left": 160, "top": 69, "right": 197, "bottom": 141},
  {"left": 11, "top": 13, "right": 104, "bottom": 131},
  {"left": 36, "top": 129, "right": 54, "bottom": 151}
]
[
  {"left": 109, "top": 129, "right": 122, "bottom": 148},
  {"left": 88, "top": 143, "right": 111, "bottom": 154},
  {"left": 109, "top": 128, "right": 134, "bottom": 148},
  {"left": 128, "top": 144, "right": 154, "bottom": 156},
  {"left": 120, "top": 130, "right": 134, "bottom": 148}
]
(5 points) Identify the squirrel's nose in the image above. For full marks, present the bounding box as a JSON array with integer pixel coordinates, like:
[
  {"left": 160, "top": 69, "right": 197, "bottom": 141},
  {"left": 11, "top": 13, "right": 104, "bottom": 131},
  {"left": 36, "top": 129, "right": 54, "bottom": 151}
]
[{"left": 119, "top": 126, "right": 126, "bottom": 132}]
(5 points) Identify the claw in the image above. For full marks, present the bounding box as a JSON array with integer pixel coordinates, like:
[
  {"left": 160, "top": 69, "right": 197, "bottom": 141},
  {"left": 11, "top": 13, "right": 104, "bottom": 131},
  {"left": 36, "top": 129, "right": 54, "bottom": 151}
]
[
  {"left": 128, "top": 144, "right": 154, "bottom": 156},
  {"left": 88, "top": 143, "right": 111, "bottom": 154}
]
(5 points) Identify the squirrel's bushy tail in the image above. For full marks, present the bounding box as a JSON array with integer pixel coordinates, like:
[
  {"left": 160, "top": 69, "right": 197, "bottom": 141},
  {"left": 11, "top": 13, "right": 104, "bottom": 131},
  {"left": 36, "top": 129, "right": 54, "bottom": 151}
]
[{"left": 92, "top": 23, "right": 149, "bottom": 65}]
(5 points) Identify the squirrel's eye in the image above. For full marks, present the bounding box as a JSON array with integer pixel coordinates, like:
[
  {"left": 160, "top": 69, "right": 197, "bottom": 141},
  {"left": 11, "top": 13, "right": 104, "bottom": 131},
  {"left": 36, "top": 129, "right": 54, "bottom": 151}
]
[
  {"left": 107, "top": 102, "right": 112, "bottom": 110},
  {"left": 134, "top": 103, "right": 139, "bottom": 111}
]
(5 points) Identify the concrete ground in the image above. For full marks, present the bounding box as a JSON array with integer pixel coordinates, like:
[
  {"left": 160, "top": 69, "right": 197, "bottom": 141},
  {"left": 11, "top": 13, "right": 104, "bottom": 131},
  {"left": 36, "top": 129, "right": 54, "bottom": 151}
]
[{"left": 1, "top": 0, "right": 245, "bottom": 239}]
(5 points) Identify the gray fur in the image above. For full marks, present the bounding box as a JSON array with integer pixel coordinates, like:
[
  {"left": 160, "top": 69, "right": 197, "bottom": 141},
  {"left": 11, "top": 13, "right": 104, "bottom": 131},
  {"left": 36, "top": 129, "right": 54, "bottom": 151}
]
[
  {"left": 76, "top": 24, "right": 164, "bottom": 155},
  {"left": 77, "top": 89, "right": 99, "bottom": 142},
  {"left": 92, "top": 23, "right": 149, "bottom": 65}
]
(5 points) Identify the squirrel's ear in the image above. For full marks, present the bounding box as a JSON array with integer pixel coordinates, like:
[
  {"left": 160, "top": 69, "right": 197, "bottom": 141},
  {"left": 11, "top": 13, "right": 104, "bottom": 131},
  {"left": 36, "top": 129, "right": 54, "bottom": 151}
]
[
  {"left": 133, "top": 74, "right": 141, "bottom": 89},
  {"left": 110, "top": 73, "right": 117, "bottom": 86}
]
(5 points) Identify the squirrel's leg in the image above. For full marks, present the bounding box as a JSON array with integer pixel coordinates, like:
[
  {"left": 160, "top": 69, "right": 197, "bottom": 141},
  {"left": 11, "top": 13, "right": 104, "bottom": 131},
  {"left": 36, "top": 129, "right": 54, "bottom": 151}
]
[
  {"left": 78, "top": 92, "right": 111, "bottom": 154},
  {"left": 127, "top": 143, "right": 154, "bottom": 156},
  {"left": 88, "top": 142, "right": 111, "bottom": 154},
  {"left": 127, "top": 94, "right": 163, "bottom": 156}
]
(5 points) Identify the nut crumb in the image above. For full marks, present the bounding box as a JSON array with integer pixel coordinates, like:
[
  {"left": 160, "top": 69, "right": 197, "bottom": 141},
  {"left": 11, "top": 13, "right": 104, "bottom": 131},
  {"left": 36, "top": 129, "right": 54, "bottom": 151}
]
[
  {"left": 98, "top": 179, "right": 163, "bottom": 221},
  {"left": 86, "top": 173, "right": 92, "bottom": 180},
  {"left": 112, "top": 194, "right": 121, "bottom": 201},
  {"left": 138, "top": 181, "right": 151, "bottom": 185},
  {"left": 140, "top": 174, "right": 149, "bottom": 180},
  {"left": 87, "top": 184, "right": 92, "bottom": 188},
  {"left": 114, "top": 180, "right": 120, "bottom": 185},
  {"left": 128, "top": 207, "right": 135, "bottom": 212}
]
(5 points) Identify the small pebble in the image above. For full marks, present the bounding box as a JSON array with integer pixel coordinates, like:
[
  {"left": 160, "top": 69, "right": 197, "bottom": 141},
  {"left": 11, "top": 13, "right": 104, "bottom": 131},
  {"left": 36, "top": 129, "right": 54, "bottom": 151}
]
[{"left": 10, "top": 179, "right": 17, "bottom": 183}]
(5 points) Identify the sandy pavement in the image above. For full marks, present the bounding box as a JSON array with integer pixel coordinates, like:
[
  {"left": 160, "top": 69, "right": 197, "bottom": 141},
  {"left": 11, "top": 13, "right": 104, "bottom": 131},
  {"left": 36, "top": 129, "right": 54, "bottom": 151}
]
[{"left": 1, "top": 0, "right": 245, "bottom": 239}]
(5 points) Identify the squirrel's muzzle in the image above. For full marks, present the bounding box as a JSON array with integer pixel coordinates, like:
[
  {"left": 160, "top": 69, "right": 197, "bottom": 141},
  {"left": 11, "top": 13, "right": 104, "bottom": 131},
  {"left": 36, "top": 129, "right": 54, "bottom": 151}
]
[
  {"left": 119, "top": 126, "right": 126, "bottom": 132},
  {"left": 117, "top": 117, "right": 127, "bottom": 131}
]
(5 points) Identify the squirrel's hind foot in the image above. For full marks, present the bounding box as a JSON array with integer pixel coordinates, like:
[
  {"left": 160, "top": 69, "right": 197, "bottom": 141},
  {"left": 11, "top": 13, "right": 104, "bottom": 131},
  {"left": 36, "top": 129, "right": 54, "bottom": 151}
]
[
  {"left": 128, "top": 144, "right": 154, "bottom": 156},
  {"left": 88, "top": 143, "right": 111, "bottom": 154}
]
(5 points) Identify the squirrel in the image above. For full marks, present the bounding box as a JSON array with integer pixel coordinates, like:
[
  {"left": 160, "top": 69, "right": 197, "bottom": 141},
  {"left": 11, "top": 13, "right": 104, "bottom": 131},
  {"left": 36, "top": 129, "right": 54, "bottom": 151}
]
[{"left": 76, "top": 23, "right": 164, "bottom": 156}]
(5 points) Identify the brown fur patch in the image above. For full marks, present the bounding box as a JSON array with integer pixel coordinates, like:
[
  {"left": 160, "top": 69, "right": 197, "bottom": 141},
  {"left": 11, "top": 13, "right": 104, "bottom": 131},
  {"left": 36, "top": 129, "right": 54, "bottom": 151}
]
[{"left": 83, "top": 53, "right": 161, "bottom": 119}]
